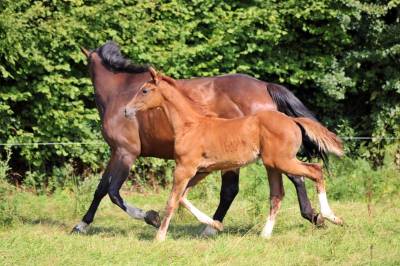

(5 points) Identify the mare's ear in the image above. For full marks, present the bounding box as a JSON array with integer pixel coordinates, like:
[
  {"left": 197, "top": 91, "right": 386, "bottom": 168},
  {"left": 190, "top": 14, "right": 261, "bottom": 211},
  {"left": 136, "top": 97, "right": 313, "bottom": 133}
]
[
  {"left": 80, "top": 47, "right": 90, "bottom": 58},
  {"left": 148, "top": 67, "right": 160, "bottom": 85}
]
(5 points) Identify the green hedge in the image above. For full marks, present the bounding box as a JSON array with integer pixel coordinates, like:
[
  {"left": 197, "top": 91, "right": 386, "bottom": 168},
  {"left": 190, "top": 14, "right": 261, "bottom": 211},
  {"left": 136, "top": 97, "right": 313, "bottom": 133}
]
[{"left": 1, "top": 0, "right": 399, "bottom": 182}]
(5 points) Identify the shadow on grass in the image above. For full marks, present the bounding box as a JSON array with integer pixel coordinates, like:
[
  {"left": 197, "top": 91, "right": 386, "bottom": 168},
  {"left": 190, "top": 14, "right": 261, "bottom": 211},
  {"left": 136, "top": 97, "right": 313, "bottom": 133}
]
[
  {"left": 137, "top": 223, "right": 266, "bottom": 241},
  {"left": 20, "top": 215, "right": 323, "bottom": 240},
  {"left": 84, "top": 226, "right": 130, "bottom": 237},
  {"left": 20, "top": 216, "right": 69, "bottom": 229}
]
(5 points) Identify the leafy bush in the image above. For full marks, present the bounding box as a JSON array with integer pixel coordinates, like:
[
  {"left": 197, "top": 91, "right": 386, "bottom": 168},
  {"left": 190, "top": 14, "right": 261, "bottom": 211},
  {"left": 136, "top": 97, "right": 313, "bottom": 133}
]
[{"left": 0, "top": 0, "right": 398, "bottom": 186}]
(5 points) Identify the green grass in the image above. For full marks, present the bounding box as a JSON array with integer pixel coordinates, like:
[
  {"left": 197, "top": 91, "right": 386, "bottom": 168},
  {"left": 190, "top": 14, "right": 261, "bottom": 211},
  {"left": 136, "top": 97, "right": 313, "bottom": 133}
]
[{"left": 1, "top": 166, "right": 399, "bottom": 266}]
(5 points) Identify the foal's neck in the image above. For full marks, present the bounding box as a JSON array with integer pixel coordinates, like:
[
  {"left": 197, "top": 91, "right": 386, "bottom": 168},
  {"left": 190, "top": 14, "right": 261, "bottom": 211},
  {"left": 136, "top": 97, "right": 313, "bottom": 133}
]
[{"left": 160, "top": 82, "right": 203, "bottom": 134}]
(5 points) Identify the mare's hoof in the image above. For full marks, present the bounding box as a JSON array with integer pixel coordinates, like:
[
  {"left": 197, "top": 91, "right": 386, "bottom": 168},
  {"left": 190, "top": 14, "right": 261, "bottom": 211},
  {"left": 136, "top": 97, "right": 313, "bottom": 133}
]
[
  {"left": 313, "top": 213, "right": 325, "bottom": 227},
  {"left": 70, "top": 226, "right": 86, "bottom": 234},
  {"left": 144, "top": 210, "right": 161, "bottom": 228},
  {"left": 70, "top": 221, "right": 88, "bottom": 234}
]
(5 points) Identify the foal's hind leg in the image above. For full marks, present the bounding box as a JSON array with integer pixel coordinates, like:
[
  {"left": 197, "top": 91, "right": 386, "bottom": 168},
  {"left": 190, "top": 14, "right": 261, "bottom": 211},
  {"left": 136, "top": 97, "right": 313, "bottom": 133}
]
[
  {"left": 261, "top": 168, "right": 284, "bottom": 239},
  {"left": 179, "top": 173, "right": 224, "bottom": 232},
  {"left": 202, "top": 169, "right": 240, "bottom": 236},
  {"left": 274, "top": 159, "right": 343, "bottom": 225}
]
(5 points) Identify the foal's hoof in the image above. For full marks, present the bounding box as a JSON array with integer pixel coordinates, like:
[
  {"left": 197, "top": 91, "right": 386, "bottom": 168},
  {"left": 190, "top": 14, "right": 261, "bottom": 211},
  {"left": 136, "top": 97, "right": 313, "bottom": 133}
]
[
  {"left": 212, "top": 220, "right": 224, "bottom": 232},
  {"left": 144, "top": 210, "right": 161, "bottom": 228},
  {"left": 313, "top": 213, "right": 325, "bottom": 227},
  {"left": 201, "top": 225, "right": 218, "bottom": 237},
  {"left": 331, "top": 216, "right": 344, "bottom": 226},
  {"left": 323, "top": 213, "right": 344, "bottom": 226}
]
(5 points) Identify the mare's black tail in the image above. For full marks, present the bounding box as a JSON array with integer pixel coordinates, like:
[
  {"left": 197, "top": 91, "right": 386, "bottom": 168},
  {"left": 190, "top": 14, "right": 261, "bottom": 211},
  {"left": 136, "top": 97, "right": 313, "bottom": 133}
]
[{"left": 266, "top": 83, "right": 330, "bottom": 167}]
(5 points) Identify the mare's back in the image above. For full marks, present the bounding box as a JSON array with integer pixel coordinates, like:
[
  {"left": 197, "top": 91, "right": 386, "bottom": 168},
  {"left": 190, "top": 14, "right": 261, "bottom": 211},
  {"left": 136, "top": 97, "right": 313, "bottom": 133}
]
[{"left": 176, "top": 74, "right": 276, "bottom": 118}]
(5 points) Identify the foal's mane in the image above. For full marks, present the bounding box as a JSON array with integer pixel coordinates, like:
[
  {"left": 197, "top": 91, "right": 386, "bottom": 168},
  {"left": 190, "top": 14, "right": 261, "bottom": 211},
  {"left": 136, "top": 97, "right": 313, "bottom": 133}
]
[
  {"left": 158, "top": 74, "right": 218, "bottom": 117},
  {"left": 96, "top": 41, "right": 149, "bottom": 73}
]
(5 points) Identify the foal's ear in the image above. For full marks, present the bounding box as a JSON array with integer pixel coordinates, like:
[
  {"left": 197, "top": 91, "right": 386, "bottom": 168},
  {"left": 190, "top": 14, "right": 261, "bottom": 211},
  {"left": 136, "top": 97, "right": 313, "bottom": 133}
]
[{"left": 149, "top": 67, "right": 160, "bottom": 85}]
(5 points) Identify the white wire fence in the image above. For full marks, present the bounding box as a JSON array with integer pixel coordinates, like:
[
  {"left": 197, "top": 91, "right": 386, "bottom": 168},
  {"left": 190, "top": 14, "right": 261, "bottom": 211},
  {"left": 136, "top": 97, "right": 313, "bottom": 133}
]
[{"left": 0, "top": 137, "right": 398, "bottom": 147}]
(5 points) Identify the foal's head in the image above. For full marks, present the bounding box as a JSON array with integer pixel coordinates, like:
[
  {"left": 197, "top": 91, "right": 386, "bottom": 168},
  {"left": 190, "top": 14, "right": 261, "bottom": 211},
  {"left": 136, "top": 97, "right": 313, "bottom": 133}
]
[{"left": 124, "top": 67, "right": 172, "bottom": 119}]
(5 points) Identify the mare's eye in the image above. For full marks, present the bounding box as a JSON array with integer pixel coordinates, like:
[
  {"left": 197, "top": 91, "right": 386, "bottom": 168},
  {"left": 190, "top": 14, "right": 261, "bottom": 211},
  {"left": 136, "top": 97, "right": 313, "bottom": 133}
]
[{"left": 142, "top": 88, "right": 149, "bottom": 94}]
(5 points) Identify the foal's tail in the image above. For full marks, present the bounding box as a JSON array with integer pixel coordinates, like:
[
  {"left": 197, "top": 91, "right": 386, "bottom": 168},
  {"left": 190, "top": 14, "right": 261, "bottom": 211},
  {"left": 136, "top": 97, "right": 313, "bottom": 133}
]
[
  {"left": 267, "top": 83, "right": 335, "bottom": 165},
  {"left": 293, "top": 117, "right": 344, "bottom": 157}
]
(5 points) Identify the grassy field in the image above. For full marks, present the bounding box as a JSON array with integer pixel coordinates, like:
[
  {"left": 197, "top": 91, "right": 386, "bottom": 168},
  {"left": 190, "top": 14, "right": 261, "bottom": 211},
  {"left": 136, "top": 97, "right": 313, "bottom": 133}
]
[{"left": 1, "top": 164, "right": 399, "bottom": 266}]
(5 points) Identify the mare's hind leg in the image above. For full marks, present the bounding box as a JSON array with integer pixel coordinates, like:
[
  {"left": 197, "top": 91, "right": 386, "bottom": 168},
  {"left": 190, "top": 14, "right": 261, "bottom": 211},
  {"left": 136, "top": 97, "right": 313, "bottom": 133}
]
[
  {"left": 202, "top": 169, "right": 240, "bottom": 236},
  {"left": 287, "top": 175, "right": 324, "bottom": 226},
  {"left": 274, "top": 159, "right": 343, "bottom": 225},
  {"left": 261, "top": 168, "right": 284, "bottom": 238}
]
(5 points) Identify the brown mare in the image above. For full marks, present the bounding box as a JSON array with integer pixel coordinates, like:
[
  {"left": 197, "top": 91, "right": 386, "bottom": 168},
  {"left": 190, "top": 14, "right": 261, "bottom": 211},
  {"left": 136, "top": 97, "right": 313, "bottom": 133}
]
[
  {"left": 72, "top": 42, "right": 324, "bottom": 234},
  {"left": 124, "top": 69, "right": 343, "bottom": 241}
]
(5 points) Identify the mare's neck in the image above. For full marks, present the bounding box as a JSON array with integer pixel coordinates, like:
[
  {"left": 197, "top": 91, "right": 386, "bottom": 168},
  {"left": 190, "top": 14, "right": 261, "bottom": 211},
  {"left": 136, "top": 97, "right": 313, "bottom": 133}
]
[{"left": 160, "top": 83, "right": 203, "bottom": 134}]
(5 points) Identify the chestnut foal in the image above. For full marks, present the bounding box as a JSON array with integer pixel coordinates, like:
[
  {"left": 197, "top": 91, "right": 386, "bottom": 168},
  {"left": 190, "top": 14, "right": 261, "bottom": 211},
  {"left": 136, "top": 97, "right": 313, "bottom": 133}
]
[{"left": 125, "top": 68, "right": 343, "bottom": 241}]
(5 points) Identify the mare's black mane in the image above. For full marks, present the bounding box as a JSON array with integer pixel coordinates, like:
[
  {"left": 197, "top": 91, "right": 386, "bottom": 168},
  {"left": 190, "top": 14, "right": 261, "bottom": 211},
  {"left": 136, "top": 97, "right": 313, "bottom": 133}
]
[{"left": 95, "top": 41, "right": 149, "bottom": 73}]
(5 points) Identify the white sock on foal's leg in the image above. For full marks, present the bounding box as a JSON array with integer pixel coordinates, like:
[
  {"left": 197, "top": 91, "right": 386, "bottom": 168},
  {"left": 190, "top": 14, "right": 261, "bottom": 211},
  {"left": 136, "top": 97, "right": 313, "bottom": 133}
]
[
  {"left": 180, "top": 198, "right": 223, "bottom": 231},
  {"left": 318, "top": 192, "right": 343, "bottom": 224},
  {"left": 261, "top": 216, "right": 275, "bottom": 239}
]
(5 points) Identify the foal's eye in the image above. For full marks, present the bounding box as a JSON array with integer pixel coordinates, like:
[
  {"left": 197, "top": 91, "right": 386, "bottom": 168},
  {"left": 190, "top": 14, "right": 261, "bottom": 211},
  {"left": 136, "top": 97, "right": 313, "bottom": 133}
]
[{"left": 142, "top": 88, "right": 149, "bottom": 94}]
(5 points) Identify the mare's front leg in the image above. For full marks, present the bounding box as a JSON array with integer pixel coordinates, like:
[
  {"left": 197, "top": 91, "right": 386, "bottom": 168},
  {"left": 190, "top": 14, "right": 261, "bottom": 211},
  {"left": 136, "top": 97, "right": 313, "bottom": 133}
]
[
  {"left": 156, "top": 165, "right": 194, "bottom": 241},
  {"left": 107, "top": 149, "right": 160, "bottom": 228},
  {"left": 201, "top": 169, "right": 240, "bottom": 236},
  {"left": 286, "top": 174, "right": 324, "bottom": 226},
  {"left": 72, "top": 149, "right": 160, "bottom": 233},
  {"left": 72, "top": 155, "right": 116, "bottom": 233}
]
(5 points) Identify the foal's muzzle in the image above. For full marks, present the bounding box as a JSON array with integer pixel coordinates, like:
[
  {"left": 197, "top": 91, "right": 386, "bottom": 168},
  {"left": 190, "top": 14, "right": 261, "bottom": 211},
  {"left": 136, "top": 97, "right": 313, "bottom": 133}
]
[{"left": 124, "top": 107, "right": 136, "bottom": 119}]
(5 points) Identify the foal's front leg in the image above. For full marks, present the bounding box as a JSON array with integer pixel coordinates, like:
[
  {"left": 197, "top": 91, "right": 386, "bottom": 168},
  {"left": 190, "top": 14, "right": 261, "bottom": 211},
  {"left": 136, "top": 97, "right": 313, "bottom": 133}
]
[{"left": 156, "top": 166, "right": 194, "bottom": 241}]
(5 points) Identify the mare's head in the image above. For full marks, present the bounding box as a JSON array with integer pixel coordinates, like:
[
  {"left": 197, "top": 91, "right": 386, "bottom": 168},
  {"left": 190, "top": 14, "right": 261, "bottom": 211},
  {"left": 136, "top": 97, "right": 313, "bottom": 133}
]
[
  {"left": 124, "top": 67, "right": 175, "bottom": 119},
  {"left": 81, "top": 42, "right": 151, "bottom": 103}
]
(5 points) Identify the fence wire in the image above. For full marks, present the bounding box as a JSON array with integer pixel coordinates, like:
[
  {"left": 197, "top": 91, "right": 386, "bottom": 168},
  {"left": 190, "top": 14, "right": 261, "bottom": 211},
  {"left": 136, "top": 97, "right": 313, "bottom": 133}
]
[{"left": 0, "top": 137, "right": 398, "bottom": 147}]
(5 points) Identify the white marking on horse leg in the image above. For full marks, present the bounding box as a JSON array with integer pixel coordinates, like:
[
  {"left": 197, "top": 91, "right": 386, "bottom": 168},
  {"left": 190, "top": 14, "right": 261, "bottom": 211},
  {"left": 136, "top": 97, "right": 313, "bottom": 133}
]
[
  {"left": 318, "top": 192, "right": 343, "bottom": 225},
  {"left": 75, "top": 221, "right": 89, "bottom": 233},
  {"left": 261, "top": 216, "right": 275, "bottom": 239},
  {"left": 124, "top": 201, "right": 146, "bottom": 220},
  {"left": 260, "top": 193, "right": 282, "bottom": 239},
  {"left": 180, "top": 198, "right": 223, "bottom": 231}
]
